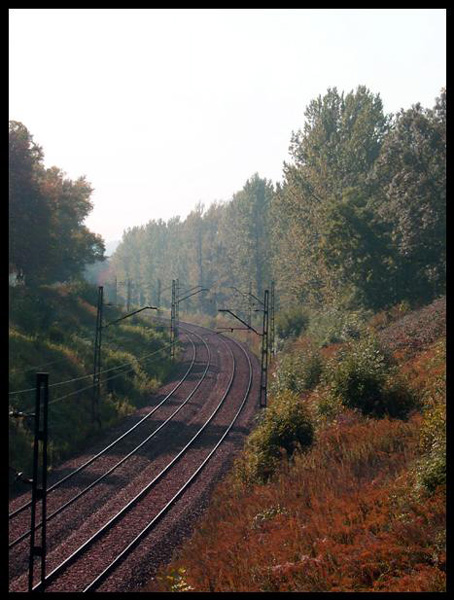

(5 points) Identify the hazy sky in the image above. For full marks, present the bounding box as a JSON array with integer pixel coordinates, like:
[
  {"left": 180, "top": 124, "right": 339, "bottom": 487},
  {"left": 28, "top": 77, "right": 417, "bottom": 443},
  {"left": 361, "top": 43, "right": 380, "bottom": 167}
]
[{"left": 9, "top": 8, "right": 446, "bottom": 243}]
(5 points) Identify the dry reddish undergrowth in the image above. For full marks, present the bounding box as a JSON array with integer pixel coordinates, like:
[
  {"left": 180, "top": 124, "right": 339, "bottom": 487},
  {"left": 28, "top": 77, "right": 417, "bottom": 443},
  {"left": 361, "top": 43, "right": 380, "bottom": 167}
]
[
  {"left": 147, "top": 414, "right": 444, "bottom": 592},
  {"left": 143, "top": 300, "right": 445, "bottom": 593}
]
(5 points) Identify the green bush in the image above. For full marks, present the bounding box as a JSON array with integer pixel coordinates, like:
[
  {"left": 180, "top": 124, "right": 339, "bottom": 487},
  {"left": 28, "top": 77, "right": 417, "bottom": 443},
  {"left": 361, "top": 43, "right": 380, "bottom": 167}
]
[
  {"left": 417, "top": 450, "right": 446, "bottom": 493},
  {"left": 275, "top": 307, "right": 309, "bottom": 339},
  {"left": 9, "top": 418, "right": 34, "bottom": 485},
  {"left": 9, "top": 282, "right": 173, "bottom": 489},
  {"left": 416, "top": 401, "right": 446, "bottom": 493},
  {"left": 47, "top": 323, "right": 67, "bottom": 343},
  {"left": 326, "top": 336, "right": 418, "bottom": 419},
  {"left": 103, "top": 349, "right": 138, "bottom": 397},
  {"left": 313, "top": 388, "right": 345, "bottom": 422},
  {"left": 271, "top": 347, "right": 323, "bottom": 395},
  {"left": 237, "top": 390, "right": 314, "bottom": 484},
  {"left": 9, "top": 287, "right": 57, "bottom": 333},
  {"left": 306, "top": 306, "right": 370, "bottom": 347}
]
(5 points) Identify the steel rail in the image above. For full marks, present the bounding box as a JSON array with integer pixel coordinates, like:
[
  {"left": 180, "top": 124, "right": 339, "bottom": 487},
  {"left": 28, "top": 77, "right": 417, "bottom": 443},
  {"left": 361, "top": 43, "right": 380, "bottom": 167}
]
[
  {"left": 84, "top": 334, "right": 253, "bottom": 592},
  {"left": 9, "top": 330, "right": 198, "bottom": 521},
  {"left": 9, "top": 328, "right": 212, "bottom": 550},
  {"left": 31, "top": 327, "right": 240, "bottom": 592}
]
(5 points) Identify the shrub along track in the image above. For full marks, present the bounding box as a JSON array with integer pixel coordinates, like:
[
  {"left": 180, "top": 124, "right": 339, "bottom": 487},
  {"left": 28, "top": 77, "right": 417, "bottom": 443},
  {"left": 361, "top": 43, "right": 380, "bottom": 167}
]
[{"left": 8, "top": 322, "right": 260, "bottom": 592}]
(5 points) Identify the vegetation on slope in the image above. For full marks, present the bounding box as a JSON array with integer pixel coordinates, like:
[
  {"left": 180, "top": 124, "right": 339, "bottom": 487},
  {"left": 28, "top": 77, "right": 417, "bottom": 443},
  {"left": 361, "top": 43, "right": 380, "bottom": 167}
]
[
  {"left": 9, "top": 281, "right": 175, "bottom": 494},
  {"left": 9, "top": 85, "right": 445, "bottom": 591},
  {"left": 147, "top": 297, "right": 445, "bottom": 592}
]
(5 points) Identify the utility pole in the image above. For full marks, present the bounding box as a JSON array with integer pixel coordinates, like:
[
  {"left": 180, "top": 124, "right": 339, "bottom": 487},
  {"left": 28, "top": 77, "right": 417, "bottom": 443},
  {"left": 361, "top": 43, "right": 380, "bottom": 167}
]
[
  {"left": 157, "top": 278, "right": 161, "bottom": 308},
  {"left": 28, "top": 373, "right": 49, "bottom": 592},
  {"left": 270, "top": 280, "right": 275, "bottom": 356},
  {"left": 171, "top": 283, "right": 208, "bottom": 358},
  {"left": 92, "top": 286, "right": 104, "bottom": 427},
  {"left": 139, "top": 284, "right": 143, "bottom": 307},
  {"left": 92, "top": 285, "right": 157, "bottom": 424},
  {"left": 229, "top": 284, "right": 263, "bottom": 349},
  {"left": 113, "top": 276, "right": 118, "bottom": 306},
  {"left": 170, "top": 279, "right": 176, "bottom": 360},
  {"left": 126, "top": 278, "right": 131, "bottom": 312},
  {"left": 259, "top": 290, "right": 270, "bottom": 407},
  {"left": 132, "top": 281, "right": 137, "bottom": 308},
  {"left": 248, "top": 281, "right": 253, "bottom": 346},
  {"left": 218, "top": 287, "right": 270, "bottom": 408},
  {"left": 175, "top": 278, "right": 180, "bottom": 339}
]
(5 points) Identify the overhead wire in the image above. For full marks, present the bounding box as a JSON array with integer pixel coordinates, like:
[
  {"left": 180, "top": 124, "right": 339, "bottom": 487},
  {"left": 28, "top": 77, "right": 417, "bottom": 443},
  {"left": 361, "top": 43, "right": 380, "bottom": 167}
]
[
  {"left": 9, "top": 316, "right": 170, "bottom": 397},
  {"left": 9, "top": 340, "right": 170, "bottom": 397},
  {"left": 47, "top": 339, "right": 176, "bottom": 407}
]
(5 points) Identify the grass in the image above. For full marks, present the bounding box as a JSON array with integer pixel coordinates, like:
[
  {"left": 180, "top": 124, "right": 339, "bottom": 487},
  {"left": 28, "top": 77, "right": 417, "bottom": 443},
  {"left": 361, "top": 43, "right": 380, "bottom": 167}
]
[
  {"left": 9, "top": 282, "right": 174, "bottom": 493},
  {"left": 151, "top": 415, "right": 445, "bottom": 592}
]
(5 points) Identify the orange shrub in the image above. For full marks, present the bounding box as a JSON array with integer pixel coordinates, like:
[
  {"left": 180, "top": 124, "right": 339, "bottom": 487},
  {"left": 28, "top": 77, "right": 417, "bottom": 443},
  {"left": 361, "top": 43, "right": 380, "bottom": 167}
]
[{"left": 150, "top": 415, "right": 445, "bottom": 592}]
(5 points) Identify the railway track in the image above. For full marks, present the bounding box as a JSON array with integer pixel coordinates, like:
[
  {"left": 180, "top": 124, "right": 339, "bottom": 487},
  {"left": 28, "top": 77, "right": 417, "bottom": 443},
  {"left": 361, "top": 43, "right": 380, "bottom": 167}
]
[
  {"left": 9, "top": 329, "right": 200, "bottom": 524},
  {"left": 8, "top": 322, "right": 260, "bottom": 592}
]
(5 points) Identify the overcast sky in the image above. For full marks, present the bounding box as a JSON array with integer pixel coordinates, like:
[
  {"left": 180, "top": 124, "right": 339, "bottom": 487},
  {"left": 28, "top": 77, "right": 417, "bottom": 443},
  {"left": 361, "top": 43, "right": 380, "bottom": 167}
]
[{"left": 9, "top": 8, "right": 446, "bottom": 243}]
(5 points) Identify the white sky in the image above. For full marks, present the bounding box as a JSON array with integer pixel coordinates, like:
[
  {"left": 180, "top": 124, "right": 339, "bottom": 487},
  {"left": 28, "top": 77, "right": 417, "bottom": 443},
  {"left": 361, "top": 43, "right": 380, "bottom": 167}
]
[{"left": 9, "top": 8, "right": 446, "bottom": 243}]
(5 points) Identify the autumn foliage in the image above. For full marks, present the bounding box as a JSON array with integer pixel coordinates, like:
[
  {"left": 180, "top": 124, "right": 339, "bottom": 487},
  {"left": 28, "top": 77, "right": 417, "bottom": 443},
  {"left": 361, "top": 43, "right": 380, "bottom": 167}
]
[{"left": 145, "top": 298, "right": 445, "bottom": 592}]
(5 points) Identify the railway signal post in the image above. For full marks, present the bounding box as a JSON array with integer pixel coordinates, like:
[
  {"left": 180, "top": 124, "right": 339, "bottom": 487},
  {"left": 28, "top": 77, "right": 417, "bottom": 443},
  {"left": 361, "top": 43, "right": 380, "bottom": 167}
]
[
  {"left": 218, "top": 287, "right": 270, "bottom": 408},
  {"left": 28, "top": 372, "right": 49, "bottom": 592},
  {"left": 176, "top": 278, "right": 180, "bottom": 339},
  {"left": 170, "top": 280, "right": 176, "bottom": 360},
  {"left": 270, "top": 280, "right": 275, "bottom": 356},
  {"left": 126, "top": 278, "right": 132, "bottom": 312},
  {"left": 93, "top": 285, "right": 158, "bottom": 423},
  {"left": 174, "top": 284, "right": 208, "bottom": 354},
  {"left": 259, "top": 289, "right": 270, "bottom": 407},
  {"left": 92, "top": 286, "right": 104, "bottom": 427}
]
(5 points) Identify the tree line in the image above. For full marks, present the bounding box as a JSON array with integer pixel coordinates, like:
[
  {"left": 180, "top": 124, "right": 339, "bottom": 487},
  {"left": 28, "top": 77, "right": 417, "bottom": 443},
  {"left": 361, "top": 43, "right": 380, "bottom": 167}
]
[
  {"left": 107, "top": 85, "right": 445, "bottom": 315},
  {"left": 9, "top": 85, "right": 445, "bottom": 317}
]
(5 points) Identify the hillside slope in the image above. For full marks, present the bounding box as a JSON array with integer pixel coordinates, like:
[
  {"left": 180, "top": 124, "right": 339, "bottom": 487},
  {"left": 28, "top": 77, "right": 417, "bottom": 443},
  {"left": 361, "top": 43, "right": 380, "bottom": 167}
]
[
  {"left": 9, "top": 282, "right": 174, "bottom": 493},
  {"left": 144, "top": 297, "right": 446, "bottom": 593}
]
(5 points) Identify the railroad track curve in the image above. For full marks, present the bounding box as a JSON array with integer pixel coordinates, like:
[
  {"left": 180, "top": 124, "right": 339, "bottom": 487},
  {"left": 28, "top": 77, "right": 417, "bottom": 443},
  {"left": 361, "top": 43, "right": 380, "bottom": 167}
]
[
  {"left": 9, "top": 328, "right": 200, "bottom": 523},
  {"left": 9, "top": 327, "right": 208, "bottom": 583}
]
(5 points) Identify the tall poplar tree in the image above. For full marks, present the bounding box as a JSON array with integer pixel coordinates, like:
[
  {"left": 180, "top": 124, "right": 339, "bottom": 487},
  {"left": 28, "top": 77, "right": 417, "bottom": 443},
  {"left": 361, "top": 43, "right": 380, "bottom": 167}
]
[
  {"left": 369, "top": 89, "right": 446, "bottom": 303},
  {"left": 271, "top": 86, "right": 390, "bottom": 307},
  {"left": 223, "top": 174, "right": 274, "bottom": 297}
]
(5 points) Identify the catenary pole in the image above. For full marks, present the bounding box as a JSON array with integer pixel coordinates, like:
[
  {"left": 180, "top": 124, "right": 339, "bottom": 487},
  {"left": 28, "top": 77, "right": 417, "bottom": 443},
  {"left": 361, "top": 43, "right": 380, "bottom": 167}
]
[
  {"left": 270, "top": 280, "right": 275, "bottom": 356},
  {"left": 259, "top": 290, "right": 269, "bottom": 407},
  {"left": 92, "top": 286, "right": 104, "bottom": 427},
  {"left": 28, "top": 373, "right": 49, "bottom": 592}
]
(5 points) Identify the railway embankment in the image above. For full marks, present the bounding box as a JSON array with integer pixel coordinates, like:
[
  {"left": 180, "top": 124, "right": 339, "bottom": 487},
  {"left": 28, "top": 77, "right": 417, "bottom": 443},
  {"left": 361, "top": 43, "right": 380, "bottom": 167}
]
[
  {"left": 9, "top": 317, "right": 261, "bottom": 592},
  {"left": 146, "top": 297, "right": 446, "bottom": 593},
  {"left": 9, "top": 281, "right": 175, "bottom": 492}
]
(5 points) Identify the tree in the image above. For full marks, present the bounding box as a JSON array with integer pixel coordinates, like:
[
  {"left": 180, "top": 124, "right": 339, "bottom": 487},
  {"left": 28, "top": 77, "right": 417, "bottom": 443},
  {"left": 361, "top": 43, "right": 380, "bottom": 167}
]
[
  {"left": 288, "top": 86, "right": 389, "bottom": 202},
  {"left": 106, "top": 87, "right": 446, "bottom": 318},
  {"left": 319, "top": 188, "right": 393, "bottom": 310},
  {"left": 272, "top": 86, "right": 390, "bottom": 308},
  {"left": 222, "top": 174, "right": 274, "bottom": 297},
  {"left": 40, "top": 167, "right": 104, "bottom": 282},
  {"left": 9, "top": 121, "right": 105, "bottom": 285},
  {"left": 370, "top": 89, "right": 446, "bottom": 303},
  {"left": 9, "top": 121, "right": 51, "bottom": 283}
]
